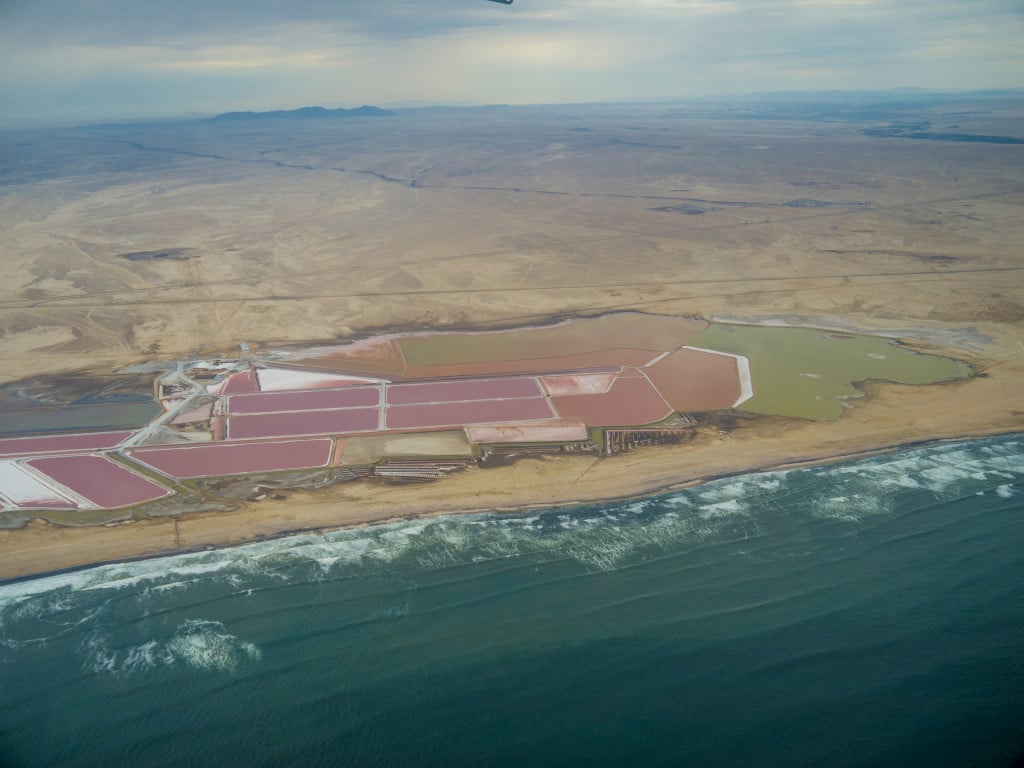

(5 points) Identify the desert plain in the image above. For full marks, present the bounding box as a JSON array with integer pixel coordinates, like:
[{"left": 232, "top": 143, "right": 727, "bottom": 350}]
[{"left": 1, "top": 94, "right": 1022, "bottom": 580}]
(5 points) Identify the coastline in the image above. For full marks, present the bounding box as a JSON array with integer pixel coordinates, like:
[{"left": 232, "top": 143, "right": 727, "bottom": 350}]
[
  {"left": 1, "top": 398, "right": 1019, "bottom": 585},
  {"left": 2, "top": 318, "right": 1022, "bottom": 586}
]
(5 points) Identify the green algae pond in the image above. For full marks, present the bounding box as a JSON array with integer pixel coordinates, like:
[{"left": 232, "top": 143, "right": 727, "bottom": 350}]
[
  {"left": 692, "top": 324, "right": 972, "bottom": 420},
  {"left": 0, "top": 402, "right": 161, "bottom": 436},
  {"left": 0, "top": 375, "right": 161, "bottom": 436}
]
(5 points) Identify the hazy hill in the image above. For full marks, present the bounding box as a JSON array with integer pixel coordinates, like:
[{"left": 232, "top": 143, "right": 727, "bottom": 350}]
[{"left": 208, "top": 105, "right": 392, "bottom": 121}]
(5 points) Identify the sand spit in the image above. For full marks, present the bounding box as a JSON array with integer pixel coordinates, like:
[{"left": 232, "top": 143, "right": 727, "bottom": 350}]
[
  {"left": 0, "top": 309, "right": 1020, "bottom": 582},
  {"left": 1, "top": 353, "right": 1021, "bottom": 584}
]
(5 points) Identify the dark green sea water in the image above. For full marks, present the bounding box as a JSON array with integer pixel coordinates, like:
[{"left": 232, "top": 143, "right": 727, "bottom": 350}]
[{"left": 1, "top": 436, "right": 1022, "bottom": 767}]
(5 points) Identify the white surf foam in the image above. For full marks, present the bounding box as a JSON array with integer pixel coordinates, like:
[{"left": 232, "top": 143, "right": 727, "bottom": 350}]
[
  {"left": 0, "top": 436, "right": 1019, "bottom": 608},
  {"left": 164, "top": 619, "right": 261, "bottom": 671},
  {"left": 813, "top": 492, "right": 891, "bottom": 523},
  {"left": 996, "top": 484, "right": 1017, "bottom": 499},
  {"left": 82, "top": 619, "right": 260, "bottom": 677}
]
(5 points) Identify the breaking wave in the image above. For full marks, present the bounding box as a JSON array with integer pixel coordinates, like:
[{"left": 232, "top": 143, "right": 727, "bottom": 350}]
[
  {"left": 0, "top": 434, "right": 1020, "bottom": 658},
  {"left": 1, "top": 434, "right": 1021, "bottom": 767},
  {"left": 81, "top": 619, "right": 261, "bottom": 677}
]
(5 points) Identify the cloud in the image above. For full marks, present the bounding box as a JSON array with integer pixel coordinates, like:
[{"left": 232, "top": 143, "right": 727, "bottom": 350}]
[{"left": 0, "top": 0, "right": 1021, "bottom": 122}]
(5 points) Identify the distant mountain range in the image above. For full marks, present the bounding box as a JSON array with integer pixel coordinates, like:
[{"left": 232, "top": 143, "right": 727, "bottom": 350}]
[{"left": 208, "top": 105, "right": 392, "bottom": 121}]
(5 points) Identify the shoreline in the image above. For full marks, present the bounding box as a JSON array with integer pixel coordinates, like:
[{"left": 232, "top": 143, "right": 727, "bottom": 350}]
[
  {"left": 2, "top": 312, "right": 1022, "bottom": 587},
  {"left": 1, "top": 425, "right": 1019, "bottom": 587}
]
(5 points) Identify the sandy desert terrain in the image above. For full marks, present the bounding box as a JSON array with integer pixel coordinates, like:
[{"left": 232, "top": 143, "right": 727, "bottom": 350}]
[{"left": 1, "top": 94, "right": 1022, "bottom": 578}]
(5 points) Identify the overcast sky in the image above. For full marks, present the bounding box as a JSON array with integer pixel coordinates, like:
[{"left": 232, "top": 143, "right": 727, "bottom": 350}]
[{"left": 2, "top": 0, "right": 1022, "bottom": 124}]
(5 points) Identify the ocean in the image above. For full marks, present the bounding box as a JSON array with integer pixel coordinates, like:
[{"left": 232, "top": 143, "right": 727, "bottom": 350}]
[{"left": 1, "top": 435, "right": 1022, "bottom": 767}]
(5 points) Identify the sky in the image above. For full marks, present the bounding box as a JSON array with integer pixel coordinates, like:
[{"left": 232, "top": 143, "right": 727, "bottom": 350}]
[{"left": 1, "top": 0, "right": 1023, "bottom": 124}]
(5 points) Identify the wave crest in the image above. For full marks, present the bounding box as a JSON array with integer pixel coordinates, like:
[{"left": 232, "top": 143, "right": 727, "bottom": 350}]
[
  {"left": 0, "top": 436, "right": 1020, "bottom": 609},
  {"left": 82, "top": 619, "right": 260, "bottom": 677}
]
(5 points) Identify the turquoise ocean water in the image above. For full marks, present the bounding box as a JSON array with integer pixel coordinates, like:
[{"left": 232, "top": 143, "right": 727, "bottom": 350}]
[{"left": 1, "top": 435, "right": 1022, "bottom": 767}]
